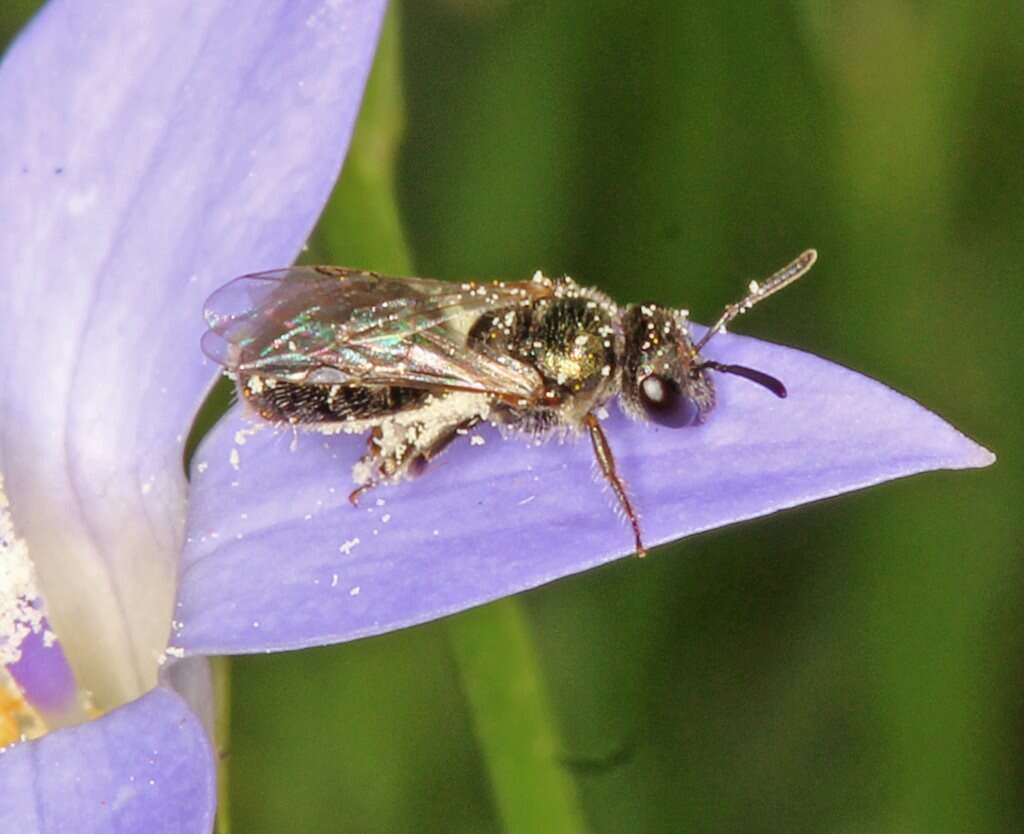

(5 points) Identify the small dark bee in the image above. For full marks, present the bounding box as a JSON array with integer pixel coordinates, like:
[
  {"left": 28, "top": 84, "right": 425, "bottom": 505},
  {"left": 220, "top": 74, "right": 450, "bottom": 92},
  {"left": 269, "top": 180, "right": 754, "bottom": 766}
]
[{"left": 202, "top": 250, "right": 816, "bottom": 555}]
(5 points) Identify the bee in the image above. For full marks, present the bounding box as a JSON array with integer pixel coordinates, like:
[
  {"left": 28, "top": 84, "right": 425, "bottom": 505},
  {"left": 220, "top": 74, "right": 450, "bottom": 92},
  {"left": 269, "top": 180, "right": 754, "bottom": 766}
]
[{"left": 202, "top": 250, "right": 817, "bottom": 556}]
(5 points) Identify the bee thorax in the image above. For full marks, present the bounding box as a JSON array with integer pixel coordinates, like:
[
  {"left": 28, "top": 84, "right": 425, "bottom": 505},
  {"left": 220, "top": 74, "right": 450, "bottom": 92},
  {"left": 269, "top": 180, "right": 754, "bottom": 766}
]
[{"left": 468, "top": 284, "right": 620, "bottom": 433}]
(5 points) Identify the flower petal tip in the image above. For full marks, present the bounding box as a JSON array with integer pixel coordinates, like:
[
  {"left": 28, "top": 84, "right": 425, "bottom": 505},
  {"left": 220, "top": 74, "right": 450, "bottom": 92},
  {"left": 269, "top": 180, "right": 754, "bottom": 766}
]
[{"left": 967, "top": 443, "right": 996, "bottom": 469}]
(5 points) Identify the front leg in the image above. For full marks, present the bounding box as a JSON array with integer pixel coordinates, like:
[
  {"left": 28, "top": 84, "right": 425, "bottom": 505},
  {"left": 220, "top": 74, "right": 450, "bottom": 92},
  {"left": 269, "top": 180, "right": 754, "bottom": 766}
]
[{"left": 584, "top": 412, "right": 646, "bottom": 556}]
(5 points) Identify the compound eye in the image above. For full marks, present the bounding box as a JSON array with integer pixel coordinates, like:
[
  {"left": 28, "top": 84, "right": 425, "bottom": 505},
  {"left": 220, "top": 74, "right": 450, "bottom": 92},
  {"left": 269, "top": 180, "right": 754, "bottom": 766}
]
[{"left": 638, "top": 374, "right": 699, "bottom": 427}]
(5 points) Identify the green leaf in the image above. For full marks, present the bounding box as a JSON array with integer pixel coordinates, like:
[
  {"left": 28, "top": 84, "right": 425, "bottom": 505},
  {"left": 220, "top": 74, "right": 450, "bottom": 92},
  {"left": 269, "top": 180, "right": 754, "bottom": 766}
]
[
  {"left": 448, "top": 600, "right": 589, "bottom": 834},
  {"left": 307, "top": 4, "right": 411, "bottom": 274}
]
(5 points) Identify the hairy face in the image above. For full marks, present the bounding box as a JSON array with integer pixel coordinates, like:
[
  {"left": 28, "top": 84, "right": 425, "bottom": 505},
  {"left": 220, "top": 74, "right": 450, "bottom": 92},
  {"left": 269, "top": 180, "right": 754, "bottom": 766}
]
[{"left": 619, "top": 303, "right": 715, "bottom": 427}]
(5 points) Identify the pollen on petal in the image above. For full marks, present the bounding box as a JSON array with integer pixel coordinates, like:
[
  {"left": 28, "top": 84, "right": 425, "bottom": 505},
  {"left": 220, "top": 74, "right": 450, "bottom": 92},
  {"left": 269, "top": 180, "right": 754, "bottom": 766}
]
[
  {"left": 1, "top": 474, "right": 84, "bottom": 730},
  {"left": 0, "top": 475, "right": 46, "bottom": 667}
]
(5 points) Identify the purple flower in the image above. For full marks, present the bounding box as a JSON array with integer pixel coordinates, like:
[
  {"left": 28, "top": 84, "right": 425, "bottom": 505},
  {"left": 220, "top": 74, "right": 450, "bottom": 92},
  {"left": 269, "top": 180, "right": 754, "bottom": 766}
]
[
  {"left": 0, "top": 1, "right": 385, "bottom": 831},
  {"left": 176, "top": 321, "right": 994, "bottom": 654},
  {"left": 0, "top": 0, "right": 996, "bottom": 831}
]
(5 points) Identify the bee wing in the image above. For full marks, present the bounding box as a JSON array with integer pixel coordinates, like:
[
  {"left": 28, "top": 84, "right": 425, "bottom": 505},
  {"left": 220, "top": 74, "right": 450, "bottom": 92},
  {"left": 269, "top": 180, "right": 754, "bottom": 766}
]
[{"left": 202, "top": 266, "right": 549, "bottom": 401}]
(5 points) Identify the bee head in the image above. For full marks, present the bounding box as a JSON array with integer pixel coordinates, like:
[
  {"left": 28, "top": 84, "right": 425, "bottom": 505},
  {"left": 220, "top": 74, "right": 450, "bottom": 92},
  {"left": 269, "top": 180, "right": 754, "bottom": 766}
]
[{"left": 620, "top": 304, "right": 714, "bottom": 428}]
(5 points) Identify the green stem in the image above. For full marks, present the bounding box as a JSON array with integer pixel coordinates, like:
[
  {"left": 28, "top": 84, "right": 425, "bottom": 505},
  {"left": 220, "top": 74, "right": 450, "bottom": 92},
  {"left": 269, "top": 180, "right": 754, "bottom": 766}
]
[
  {"left": 213, "top": 656, "right": 232, "bottom": 834},
  {"left": 447, "top": 600, "right": 590, "bottom": 834}
]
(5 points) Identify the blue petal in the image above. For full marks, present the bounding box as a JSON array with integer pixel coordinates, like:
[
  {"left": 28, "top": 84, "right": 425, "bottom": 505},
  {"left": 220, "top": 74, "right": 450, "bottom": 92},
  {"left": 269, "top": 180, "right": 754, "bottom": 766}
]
[
  {"left": 0, "top": 0, "right": 385, "bottom": 706},
  {"left": 0, "top": 687, "right": 214, "bottom": 834},
  {"left": 175, "top": 330, "right": 993, "bottom": 654},
  {"left": 160, "top": 656, "right": 215, "bottom": 743}
]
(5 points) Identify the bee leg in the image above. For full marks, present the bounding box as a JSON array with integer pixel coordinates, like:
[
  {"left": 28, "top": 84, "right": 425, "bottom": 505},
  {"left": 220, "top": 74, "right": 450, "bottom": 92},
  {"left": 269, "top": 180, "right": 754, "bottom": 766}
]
[
  {"left": 407, "top": 416, "right": 482, "bottom": 478},
  {"left": 348, "top": 482, "right": 375, "bottom": 507},
  {"left": 349, "top": 417, "right": 483, "bottom": 506},
  {"left": 583, "top": 412, "right": 647, "bottom": 557},
  {"left": 349, "top": 428, "right": 384, "bottom": 507}
]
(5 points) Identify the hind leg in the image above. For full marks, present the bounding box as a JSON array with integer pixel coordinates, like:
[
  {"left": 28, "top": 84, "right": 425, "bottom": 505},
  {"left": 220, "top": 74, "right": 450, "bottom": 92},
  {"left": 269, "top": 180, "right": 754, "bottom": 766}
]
[
  {"left": 348, "top": 397, "right": 488, "bottom": 504},
  {"left": 349, "top": 417, "right": 482, "bottom": 504},
  {"left": 348, "top": 428, "right": 383, "bottom": 506}
]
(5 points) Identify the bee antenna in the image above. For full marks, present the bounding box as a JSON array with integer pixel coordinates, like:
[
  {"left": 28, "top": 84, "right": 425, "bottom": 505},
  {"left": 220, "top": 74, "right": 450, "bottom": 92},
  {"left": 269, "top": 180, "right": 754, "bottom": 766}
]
[
  {"left": 698, "top": 361, "right": 787, "bottom": 399},
  {"left": 694, "top": 249, "right": 817, "bottom": 351}
]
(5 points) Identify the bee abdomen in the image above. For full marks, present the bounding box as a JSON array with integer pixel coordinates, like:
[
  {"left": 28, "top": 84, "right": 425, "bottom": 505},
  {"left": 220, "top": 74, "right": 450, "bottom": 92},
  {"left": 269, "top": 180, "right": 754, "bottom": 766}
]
[{"left": 239, "top": 375, "right": 428, "bottom": 425}]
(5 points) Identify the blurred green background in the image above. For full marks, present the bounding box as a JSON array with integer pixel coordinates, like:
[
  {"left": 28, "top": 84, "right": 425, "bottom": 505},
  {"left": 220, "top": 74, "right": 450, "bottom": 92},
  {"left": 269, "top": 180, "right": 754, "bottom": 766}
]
[{"left": 3, "top": 2, "right": 1020, "bottom": 832}]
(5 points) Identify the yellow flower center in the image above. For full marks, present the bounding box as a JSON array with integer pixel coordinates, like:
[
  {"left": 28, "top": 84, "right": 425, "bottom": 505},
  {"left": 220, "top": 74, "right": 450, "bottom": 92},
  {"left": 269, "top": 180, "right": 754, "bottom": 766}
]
[{"left": 0, "top": 676, "right": 44, "bottom": 748}]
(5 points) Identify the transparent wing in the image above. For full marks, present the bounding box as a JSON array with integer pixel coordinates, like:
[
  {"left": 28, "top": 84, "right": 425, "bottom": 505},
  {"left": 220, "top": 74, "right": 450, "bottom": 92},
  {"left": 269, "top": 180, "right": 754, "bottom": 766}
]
[{"left": 202, "top": 266, "right": 551, "bottom": 400}]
